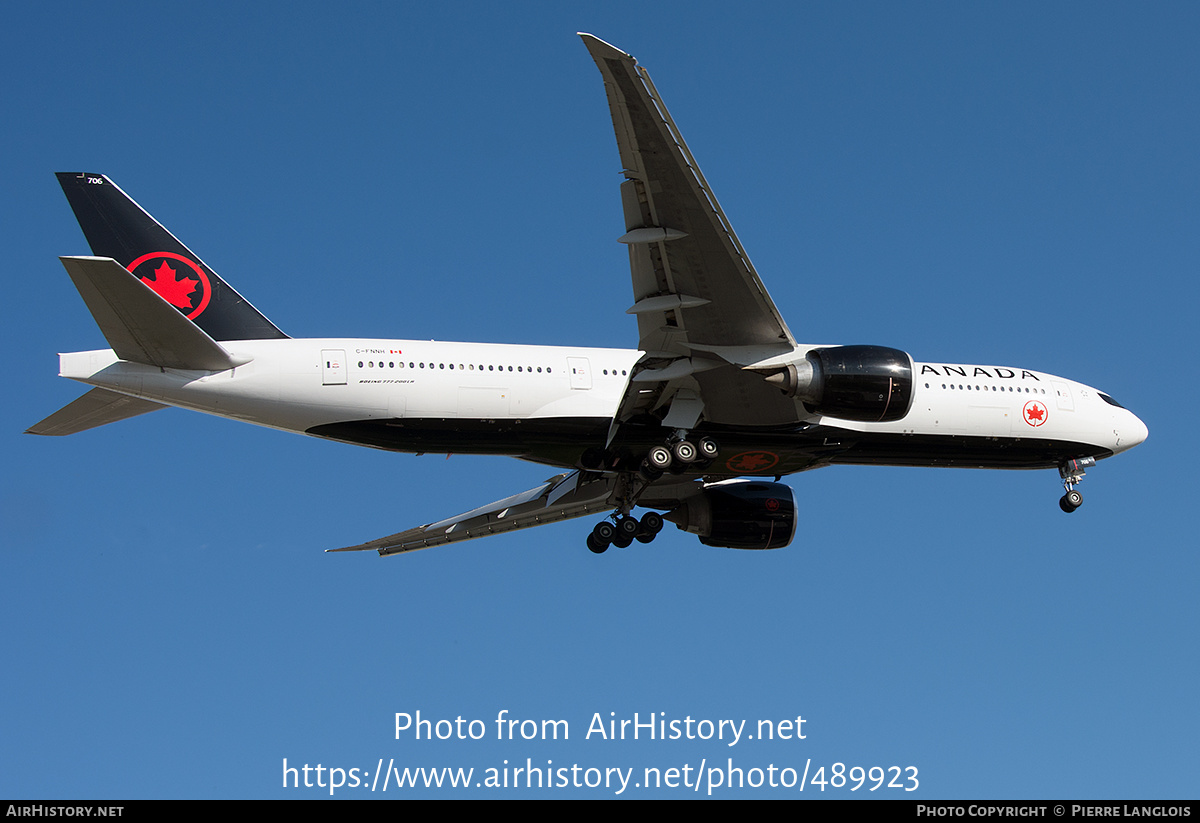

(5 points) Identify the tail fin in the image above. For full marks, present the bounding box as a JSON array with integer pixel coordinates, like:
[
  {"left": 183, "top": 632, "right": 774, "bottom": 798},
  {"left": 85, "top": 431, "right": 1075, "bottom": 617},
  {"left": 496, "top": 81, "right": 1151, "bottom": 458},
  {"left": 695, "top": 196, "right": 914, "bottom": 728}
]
[{"left": 56, "top": 173, "right": 288, "bottom": 341}]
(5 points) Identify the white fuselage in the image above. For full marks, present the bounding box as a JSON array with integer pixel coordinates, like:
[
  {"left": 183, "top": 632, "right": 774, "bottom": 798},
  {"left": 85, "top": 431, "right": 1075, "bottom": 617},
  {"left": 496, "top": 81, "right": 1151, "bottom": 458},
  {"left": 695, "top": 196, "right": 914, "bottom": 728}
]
[{"left": 57, "top": 338, "right": 1147, "bottom": 472}]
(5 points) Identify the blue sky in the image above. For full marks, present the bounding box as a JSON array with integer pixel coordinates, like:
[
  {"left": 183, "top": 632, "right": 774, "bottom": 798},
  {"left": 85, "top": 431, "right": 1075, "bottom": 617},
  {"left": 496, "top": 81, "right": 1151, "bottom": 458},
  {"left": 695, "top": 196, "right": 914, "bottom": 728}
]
[{"left": 3, "top": 1, "right": 1196, "bottom": 799}]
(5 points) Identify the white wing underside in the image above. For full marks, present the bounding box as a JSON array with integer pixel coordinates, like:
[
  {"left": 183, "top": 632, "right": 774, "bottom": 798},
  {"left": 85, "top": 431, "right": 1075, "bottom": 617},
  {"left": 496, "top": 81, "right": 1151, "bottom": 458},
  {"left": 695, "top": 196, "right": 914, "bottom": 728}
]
[{"left": 580, "top": 33, "right": 803, "bottom": 430}]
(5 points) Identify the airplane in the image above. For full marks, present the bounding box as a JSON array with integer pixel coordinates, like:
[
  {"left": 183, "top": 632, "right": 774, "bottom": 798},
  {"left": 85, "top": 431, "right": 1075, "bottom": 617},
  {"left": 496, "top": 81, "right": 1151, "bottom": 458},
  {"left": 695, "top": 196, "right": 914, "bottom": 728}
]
[{"left": 29, "top": 34, "right": 1148, "bottom": 557}]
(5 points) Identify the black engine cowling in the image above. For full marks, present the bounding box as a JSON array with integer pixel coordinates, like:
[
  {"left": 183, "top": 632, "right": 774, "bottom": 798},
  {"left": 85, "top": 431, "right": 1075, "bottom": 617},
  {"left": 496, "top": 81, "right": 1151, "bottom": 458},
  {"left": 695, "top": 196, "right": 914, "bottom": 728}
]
[
  {"left": 766, "top": 345, "right": 913, "bottom": 422},
  {"left": 665, "top": 480, "right": 796, "bottom": 550}
]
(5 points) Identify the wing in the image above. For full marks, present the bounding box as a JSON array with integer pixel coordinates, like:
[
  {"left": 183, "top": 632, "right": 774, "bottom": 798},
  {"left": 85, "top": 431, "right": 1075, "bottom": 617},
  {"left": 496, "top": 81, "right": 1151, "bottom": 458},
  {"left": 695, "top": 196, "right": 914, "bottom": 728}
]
[
  {"left": 581, "top": 34, "right": 803, "bottom": 428},
  {"left": 328, "top": 471, "right": 618, "bottom": 556},
  {"left": 329, "top": 470, "right": 708, "bottom": 557}
]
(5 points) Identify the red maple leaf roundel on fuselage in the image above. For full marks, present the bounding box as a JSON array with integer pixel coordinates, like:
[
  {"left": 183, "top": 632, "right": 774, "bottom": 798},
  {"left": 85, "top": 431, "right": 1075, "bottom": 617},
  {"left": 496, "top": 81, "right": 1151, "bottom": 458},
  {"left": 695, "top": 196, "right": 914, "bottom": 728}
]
[
  {"left": 141, "top": 260, "right": 197, "bottom": 308},
  {"left": 724, "top": 450, "right": 780, "bottom": 473},
  {"left": 1023, "top": 400, "right": 1048, "bottom": 427}
]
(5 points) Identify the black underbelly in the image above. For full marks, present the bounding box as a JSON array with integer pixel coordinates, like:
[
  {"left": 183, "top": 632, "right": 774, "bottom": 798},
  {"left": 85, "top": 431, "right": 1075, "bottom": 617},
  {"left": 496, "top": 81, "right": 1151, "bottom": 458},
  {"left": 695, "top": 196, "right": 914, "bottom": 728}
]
[{"left": 306, "top": 417, "right": 1113, "bottom": 474}]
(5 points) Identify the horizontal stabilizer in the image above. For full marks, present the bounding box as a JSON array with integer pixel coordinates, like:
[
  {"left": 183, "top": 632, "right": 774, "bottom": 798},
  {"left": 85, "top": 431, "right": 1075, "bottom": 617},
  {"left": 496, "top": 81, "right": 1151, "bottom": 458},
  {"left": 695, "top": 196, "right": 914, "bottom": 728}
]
[
  {"left": 26, "top": 387, "right": 166, "bottom": 436},
  {"left": 329, "top": 471, "right": 617, "bottom": 556},
  {"left": 60, "top": 256, "right": 249, "bottom": 371}
]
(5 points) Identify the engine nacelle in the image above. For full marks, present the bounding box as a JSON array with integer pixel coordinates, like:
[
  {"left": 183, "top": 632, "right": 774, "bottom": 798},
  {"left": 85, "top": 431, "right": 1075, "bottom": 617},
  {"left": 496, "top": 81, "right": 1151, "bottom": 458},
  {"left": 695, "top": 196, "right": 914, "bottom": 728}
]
[
  {"left": 764, "top": 344, "right": 913, "bottom": 422},
  {"left": 665, "top": 480, "right": 796, "bottom": 550}
]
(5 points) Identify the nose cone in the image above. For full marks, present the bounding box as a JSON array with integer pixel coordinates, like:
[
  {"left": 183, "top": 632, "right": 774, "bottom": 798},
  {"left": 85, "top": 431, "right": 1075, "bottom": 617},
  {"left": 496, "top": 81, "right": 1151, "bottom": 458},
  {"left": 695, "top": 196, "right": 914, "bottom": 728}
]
[{"left": 1113, "top": 409, "right": 1148, "bottom": 453}]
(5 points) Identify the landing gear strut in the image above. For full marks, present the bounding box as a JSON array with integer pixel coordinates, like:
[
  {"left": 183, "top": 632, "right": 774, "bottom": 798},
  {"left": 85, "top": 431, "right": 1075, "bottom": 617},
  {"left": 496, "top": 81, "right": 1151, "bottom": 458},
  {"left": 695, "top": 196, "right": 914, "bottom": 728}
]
[{"left": 1057, "top": 457, "right": 1095, "bottom": 513}]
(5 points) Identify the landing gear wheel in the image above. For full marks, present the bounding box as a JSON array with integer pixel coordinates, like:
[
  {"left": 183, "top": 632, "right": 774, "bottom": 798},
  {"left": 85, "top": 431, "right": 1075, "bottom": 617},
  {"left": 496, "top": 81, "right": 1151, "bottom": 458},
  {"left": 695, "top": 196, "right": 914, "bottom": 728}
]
[
  {"left": 639, "top": 461, "right": 664, "bottom": 482},
  {"left": 592, "top": 521, "right": 615, "bottom": 545},
  {"left": 1059, "top": 489, "right": 1083, "bottom": 513},
  {"left": 637, "top": 511, "right": 664, "bottom": 543},
  {"left": 672, "top": 440, "right": 698, "bottom": 464},
  {"left": 586, "top": 534, "right": 608, "bottom": 553},
  {"left": 616, "top": 516, "right": 640, "bottom": 540},
  {"left": 697, "top": 437, "right": 720, "bottom": 459},
  {"left": 646, "top": 445, "right": 673, "bottom": 471}
]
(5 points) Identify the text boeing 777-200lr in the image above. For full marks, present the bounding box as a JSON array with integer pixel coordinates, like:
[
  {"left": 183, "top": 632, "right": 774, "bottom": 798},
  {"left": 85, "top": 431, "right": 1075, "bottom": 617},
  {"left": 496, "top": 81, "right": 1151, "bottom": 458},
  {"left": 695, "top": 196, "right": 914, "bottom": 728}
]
[{"left": 29, "top": 35, "right": 1147, "bottom": 556}]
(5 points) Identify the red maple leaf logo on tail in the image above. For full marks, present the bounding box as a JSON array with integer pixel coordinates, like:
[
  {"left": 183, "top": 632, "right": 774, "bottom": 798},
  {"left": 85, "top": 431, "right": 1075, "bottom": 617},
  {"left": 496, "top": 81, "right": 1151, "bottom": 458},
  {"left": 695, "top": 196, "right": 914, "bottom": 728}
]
[{"left": 141, "top": 260, "right": 198, "bottom": 308}]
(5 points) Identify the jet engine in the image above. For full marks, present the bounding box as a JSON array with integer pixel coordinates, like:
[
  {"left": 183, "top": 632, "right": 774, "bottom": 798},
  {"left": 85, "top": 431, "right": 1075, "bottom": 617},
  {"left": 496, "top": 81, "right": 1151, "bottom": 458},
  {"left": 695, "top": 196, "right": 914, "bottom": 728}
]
[
  {"left": 764, "top": 345, "right": 913, "bottom": 422},
  {"left": 665, "top": 480, "right": 796, "bottom": 550}
]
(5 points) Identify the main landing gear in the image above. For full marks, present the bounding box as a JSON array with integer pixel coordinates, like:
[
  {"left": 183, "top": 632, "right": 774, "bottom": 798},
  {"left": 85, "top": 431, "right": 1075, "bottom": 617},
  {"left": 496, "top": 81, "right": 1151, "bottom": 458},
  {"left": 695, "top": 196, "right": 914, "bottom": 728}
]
[
  {"left": 1057, "top": 457, "right": 1096, "bottom": 513},
  {"left": 639, "top": 435, "right": 719, "bottom": 481},
  {"left": 587, "top": 433, "right": 717, "bottom": 552},
  {"left": 587, "top": 511, "right": 664, "bottom": 553}
]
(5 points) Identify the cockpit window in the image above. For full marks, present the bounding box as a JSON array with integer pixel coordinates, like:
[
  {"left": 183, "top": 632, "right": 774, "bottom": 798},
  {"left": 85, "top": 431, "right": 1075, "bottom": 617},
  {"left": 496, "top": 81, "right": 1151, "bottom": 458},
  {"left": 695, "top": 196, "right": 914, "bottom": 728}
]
[{"left": 1098, "top": 393, "right": 1126, "bottom": 409}]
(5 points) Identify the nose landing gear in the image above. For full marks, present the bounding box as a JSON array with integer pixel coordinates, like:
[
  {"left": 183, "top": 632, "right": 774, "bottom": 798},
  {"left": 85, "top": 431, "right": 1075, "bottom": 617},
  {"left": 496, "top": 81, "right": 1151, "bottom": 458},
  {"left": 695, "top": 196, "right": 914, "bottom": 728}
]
[{"left": 1057, "top": 457, "right": 1096, "bottom": 513}]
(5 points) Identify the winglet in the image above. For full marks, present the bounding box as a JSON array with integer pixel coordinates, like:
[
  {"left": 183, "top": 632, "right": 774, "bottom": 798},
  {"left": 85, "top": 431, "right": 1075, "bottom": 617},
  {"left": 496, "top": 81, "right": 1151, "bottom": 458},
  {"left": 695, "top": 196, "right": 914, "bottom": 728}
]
[
  {"left": 60, "top": 256, "right": 250, "bottom": 371},
  {"left": 578, "top": 33, "right": 633, "bottom": 62}
]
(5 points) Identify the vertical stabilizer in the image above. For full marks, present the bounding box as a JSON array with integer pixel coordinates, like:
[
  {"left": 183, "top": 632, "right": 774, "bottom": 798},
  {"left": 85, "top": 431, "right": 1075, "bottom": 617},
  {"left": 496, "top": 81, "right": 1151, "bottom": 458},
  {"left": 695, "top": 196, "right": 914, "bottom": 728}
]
[{"left": 56, "top": 173, "right": 288, "bottom": 341}]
